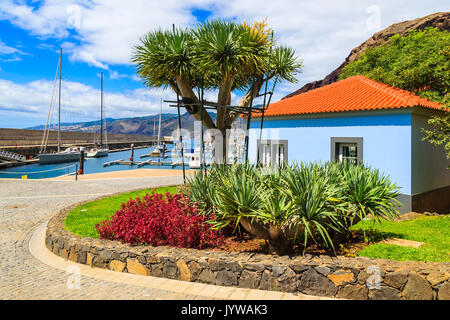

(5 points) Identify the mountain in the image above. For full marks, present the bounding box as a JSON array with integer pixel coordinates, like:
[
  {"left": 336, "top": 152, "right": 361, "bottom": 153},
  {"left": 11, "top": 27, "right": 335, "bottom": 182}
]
[
  {"left": 284, "top": 12, "right": 450, "bottom": 99},
  {"left": 27, "top": 112, "right": 217, "bottom": 137}
]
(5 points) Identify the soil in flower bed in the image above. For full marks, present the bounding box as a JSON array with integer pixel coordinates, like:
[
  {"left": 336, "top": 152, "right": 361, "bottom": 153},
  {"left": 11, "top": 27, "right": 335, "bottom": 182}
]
[
  {"left": 199, "top": 213, "right": 449, "bottom": 262},
  {"left": 214, "top": 232, "right": 268, "bottom": 253},
  {"left": 210, "top": 230, "right": 371, "bottom": 257}
]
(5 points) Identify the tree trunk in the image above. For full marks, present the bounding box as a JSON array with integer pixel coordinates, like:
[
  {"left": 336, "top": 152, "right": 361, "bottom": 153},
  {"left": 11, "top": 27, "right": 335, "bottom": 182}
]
[
  {"left": 174, "top": 75, "right": 266, "bottom": 164},
  {"left": 217, "top": 75, "right": 234, "bottom": 130},
  {"left": 239, "top": 217, "right": 292, "bottom": 255},
  {"left": 239, "top": 217, "right": 270, "bottom": 240},
  {"left": 175, "top": 76, "right": 216, "bottom": 129},
  {"left": 225, "top": 76, "right": 265, "bottom": 127}
]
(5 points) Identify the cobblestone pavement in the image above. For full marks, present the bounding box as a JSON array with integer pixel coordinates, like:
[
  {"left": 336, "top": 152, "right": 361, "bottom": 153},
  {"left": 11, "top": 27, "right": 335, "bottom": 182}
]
[{"left": 0, "top": 176, "right": 210, "bottom": 299}]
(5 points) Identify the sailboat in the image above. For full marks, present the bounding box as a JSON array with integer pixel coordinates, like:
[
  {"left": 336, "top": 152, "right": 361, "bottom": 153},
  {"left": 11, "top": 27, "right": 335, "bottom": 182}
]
[
  {"left": 87, "top": 72, "right": 109, "bottom": 158},
  {"left": 149, "top": 99, "right": 166, "bottom": 157},
  {"left": 39, "top": 49, "right": 80, "bottom": 164}
]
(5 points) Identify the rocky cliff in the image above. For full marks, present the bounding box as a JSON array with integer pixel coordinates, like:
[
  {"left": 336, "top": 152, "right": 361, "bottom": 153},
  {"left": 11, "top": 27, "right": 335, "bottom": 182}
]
[{"left": 283, "top": 12, "right": 450, "bottom": 99}]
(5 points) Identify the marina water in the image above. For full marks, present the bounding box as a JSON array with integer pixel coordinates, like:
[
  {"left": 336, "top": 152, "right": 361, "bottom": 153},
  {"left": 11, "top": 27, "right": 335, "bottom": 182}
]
[{"left": 0, "top": 146, "right": 185, "bottom": 179}]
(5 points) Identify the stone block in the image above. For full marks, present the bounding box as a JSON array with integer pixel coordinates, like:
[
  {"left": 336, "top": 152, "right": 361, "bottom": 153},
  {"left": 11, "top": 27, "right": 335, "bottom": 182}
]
[
  {"left": 126, "top": 258, "right": 149, "bottom": 276},
  {"left": 384, "top": 271, "right": 408, "bottom": 289},
  {"left": 328, "top": 270, "right": 354, "bottom": 286},
  {"left": 239, "top": 270, "right": 261, "bottom": 289},
  {"left": 298, "top": 268, "right": 337, "bottom": 296},
  {"left": 369, "top": 286, "right": 401, "bottom": 300},
  {"left": 177, "top": 259, "right": 192, "bottom": 282},
  {"left": 337, "top": 284, "right": 368, "bottom": 300},
  {"left": 438, "top": 282, "right": 450, "bottom": 300},
  {"left": 163, "top": 260, "right": 178, "bottom": 279},
  {"left": 402, "top": 273, "right": 433, "bottom": 300},
  {"left": 109, "top": 260, "right": 126, "bottom": 272},
  {"left": 198, "top": 269, "right": 216, "bottom": 284},
  {"left": 216, "top": 270, "right": 238, "bottom": 286}
]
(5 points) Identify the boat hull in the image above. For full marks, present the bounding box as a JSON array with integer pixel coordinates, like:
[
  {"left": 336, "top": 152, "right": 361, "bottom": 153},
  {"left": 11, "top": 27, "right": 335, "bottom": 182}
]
[
  {"left": 39, "top": 153, "right": 80, "bottom": 164},
  {"left": 87, "top": 149, "right": 109, "bottom": 158}
]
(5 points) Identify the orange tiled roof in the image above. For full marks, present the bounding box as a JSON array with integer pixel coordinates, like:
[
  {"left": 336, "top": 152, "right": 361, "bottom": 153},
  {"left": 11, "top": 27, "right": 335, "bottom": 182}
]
[{"left": 254, "top": 75, "right": 446, "bottom": 117}]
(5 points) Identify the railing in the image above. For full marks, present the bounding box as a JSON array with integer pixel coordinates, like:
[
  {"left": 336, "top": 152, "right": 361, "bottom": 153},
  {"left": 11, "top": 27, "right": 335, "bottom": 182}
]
[
  {"left": 0, "top": 150, "right": 26, "bottom": 162},
  {"left": 0, "top": 163, "right": 78, "bottom": 180}
]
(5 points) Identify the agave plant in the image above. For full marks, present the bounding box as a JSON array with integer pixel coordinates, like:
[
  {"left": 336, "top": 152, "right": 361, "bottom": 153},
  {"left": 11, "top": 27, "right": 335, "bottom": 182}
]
[
  {"left": 209, "top": 163, "right": 262, "bottom": 230},
  {"left": 239, "top": 165, "right": 295, "bottom": 254},
  {"left": 280, "top": 162, "right": 346, "bottom": 252},
  {"left": 185, "top": 161, "right": 402, "bottom": 255},
  {"left": 340, "top": 164, "right": 401, "bottom": 226},
  {"left": 185, "top": 170, "right": 215, "bottom": 216}
]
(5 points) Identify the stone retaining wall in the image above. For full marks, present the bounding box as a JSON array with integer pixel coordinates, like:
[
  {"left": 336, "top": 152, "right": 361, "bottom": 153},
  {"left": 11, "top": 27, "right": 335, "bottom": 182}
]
[{"left": 46, "top": 205, "right": 450, "bottom": 300}]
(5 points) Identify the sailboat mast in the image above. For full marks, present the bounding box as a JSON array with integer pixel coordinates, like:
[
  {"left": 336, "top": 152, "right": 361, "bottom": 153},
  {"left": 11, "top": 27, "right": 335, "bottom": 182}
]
[
  {"left": 100, "top": 72, "right": 103, "bottom": 146},
  {"left": 153, "top": 118, "right": 156, "bottom": 145},
  {"left": 157, "top": 99, "right": 162, "bottom": 146},
  {"left": 58, "top": 48, "right": 62, "bottom": 154}
]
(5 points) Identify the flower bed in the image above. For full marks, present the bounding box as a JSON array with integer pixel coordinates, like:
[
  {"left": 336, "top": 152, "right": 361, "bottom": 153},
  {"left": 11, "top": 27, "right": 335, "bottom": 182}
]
[
  {"left": 95, "top": 192, "right": 223, "bottom": 249},
  {"left": 47, "top": 201, "right": 450, "bottom": 300},
  {"left": 52, "top": 162, "right": 450, "bottom": 300}
]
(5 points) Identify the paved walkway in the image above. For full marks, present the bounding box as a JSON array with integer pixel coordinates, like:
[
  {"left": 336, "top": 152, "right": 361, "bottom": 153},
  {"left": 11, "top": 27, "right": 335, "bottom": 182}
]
[
  {"left": 48, "top": 168, "right": 194, "bottom": 181},
  {"left": 0, "top": 176, "right": 326, "bottom": 300}
]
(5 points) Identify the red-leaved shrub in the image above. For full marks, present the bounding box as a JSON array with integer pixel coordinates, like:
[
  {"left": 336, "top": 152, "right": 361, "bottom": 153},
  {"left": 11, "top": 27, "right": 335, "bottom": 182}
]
[{"left": 95, "top": 192, "right": 223, "bottom": 249}]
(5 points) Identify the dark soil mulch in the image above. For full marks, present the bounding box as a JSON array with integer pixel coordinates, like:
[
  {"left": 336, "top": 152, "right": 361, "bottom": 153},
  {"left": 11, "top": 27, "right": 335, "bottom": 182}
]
[{"left": 208, "top": 231, "right": 372, "bottom": 257}]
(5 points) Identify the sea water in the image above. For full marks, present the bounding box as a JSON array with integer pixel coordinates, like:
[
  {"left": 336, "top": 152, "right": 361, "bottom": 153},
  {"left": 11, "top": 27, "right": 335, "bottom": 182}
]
[{"left": 0, "top": 146, "right": 187, "bottom": 179}]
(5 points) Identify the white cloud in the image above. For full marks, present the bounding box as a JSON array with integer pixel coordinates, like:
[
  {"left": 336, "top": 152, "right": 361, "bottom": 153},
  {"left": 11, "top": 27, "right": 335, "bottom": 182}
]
[
  {"left": 0, "top": 38, "right": 28, "bottom": 62},
  {"left": 2, "top": 0, "right": 447, "bottom": 88},
  {"left": 0, "top": 0, "right": 211, "bottom": 67},
  {"left": 209, "top": 0, "right": 449, "bottom": 85},
  {"left": 0, "top": 77, "right": 175, "bottom": 127},
  {"left": 0, "top": 0, "right": 72, "bottom": 38},
  {"left": 0, "top": 39, "right": 22, "bottom": 55},
  {"left": 0, "top": 0, "right": 448, "bottom": 127}
]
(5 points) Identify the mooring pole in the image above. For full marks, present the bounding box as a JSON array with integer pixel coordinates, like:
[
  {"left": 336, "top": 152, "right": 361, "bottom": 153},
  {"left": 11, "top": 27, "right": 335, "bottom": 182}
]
[
  {"left": 130, "top": 144, "right": 134, "bottom": 163},
  {"left": 79, "top": 147, "right": 85, "bottom": 175}
]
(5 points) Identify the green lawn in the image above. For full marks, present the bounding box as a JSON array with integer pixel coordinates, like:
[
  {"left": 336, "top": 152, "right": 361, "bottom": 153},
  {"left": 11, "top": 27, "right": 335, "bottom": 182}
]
[
  {"left": 65, "top": 186, "right": 178, "bottom": 239},
  {"left": 65, "top": 186, "right": 449, "bottom": 263},
  {"left": 352, "top": 215, "right": 450, "bottom": 262}
]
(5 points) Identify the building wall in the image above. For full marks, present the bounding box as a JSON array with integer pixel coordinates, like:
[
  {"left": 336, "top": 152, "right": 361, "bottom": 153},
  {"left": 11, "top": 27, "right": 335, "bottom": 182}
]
[
  {"left": 411, "top": 111, "right": 450, "bottom": 194},
  {"left": 249, "top": 112, "right": 412, "bottom": 195},
  {"left": 410, "top": 111, "right": 450, "bottom": 212}
]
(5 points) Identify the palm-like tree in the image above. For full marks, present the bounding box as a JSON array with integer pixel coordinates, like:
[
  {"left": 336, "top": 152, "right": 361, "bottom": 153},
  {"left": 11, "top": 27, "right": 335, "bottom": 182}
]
[{"left": 132, "top": 20, "right": 303, "bottom": 161}]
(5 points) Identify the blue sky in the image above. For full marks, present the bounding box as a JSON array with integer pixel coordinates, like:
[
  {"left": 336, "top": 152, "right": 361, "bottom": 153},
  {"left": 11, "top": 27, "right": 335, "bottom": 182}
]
[{"left": 0, "top": 0, "right": 448, "bottom": 128}]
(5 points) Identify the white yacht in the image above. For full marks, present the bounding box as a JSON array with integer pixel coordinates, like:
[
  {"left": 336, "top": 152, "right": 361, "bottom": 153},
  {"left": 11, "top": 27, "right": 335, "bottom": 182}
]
[
  {"left": 149, "top": 99, "right": 165, "bottom": 157},
  {"left": 87, "top": 72, "right": 109, "bottom": 158},
  {"left": 87, "top": 148, "right": 109, "bottom": 158},
  {"left": 39, "top": 49, "right": 81, "bottom": 164},
  {"left": 39, "top": 148, "right": 80, "bottom": 164}
]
